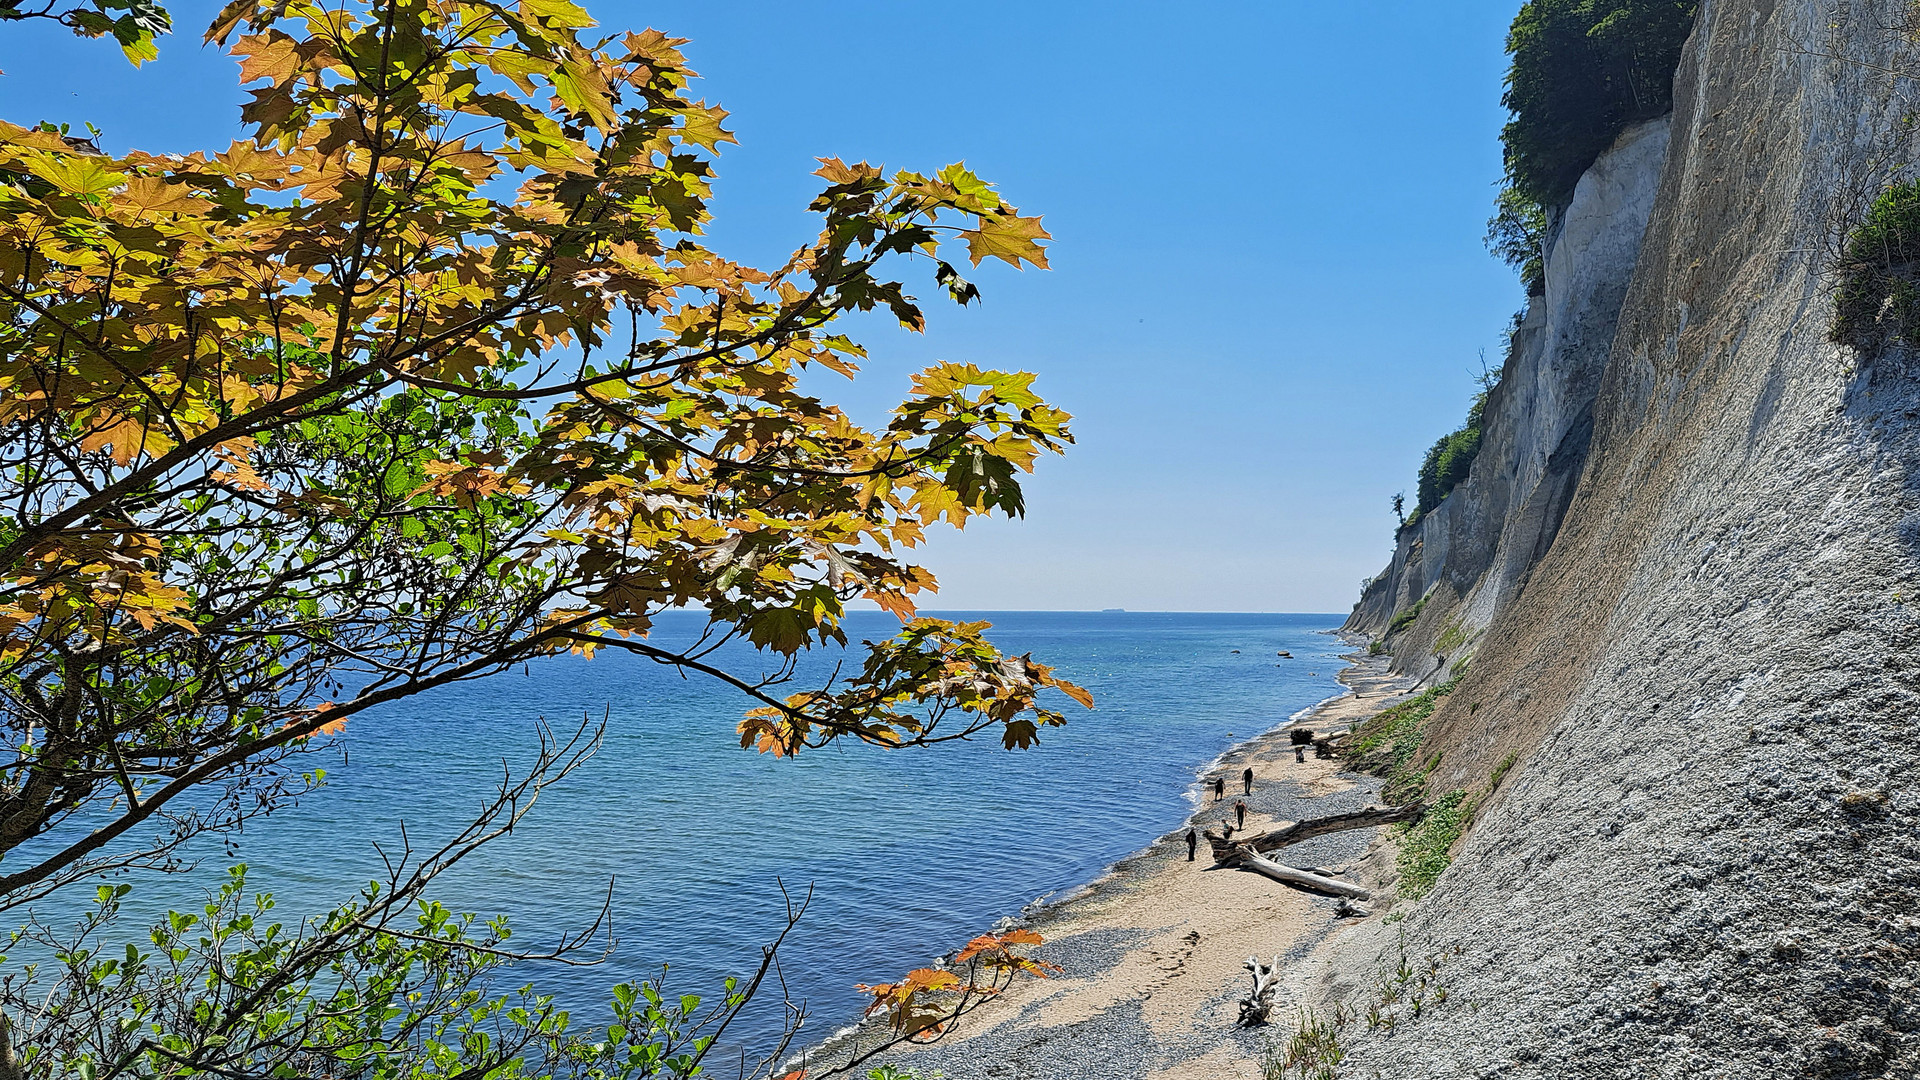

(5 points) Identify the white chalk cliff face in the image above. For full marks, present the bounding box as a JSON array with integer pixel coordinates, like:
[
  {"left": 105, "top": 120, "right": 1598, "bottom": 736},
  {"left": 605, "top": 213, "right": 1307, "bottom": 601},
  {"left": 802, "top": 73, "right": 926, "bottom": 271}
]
[
  {"left": 1344, "top": 116, "right": 1671, "bottom": 679},
  {"left": 1326, "top": 1, "right": 1920, "bottom": 1075}
]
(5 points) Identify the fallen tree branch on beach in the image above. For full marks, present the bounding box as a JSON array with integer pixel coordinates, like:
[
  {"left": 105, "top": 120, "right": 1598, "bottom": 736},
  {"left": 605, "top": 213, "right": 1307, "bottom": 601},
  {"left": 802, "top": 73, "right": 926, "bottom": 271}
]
[
  {"left": 1224, "top": 850, "right": 1373, "bottom": 900},
  {"left": 1204, "top": 803, "right": 1425, "bottom": 861}
]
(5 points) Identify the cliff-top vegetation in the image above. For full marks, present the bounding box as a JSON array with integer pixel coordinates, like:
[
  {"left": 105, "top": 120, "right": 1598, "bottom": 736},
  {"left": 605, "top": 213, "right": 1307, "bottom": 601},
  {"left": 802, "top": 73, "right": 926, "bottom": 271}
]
[
  {"left": 1404, "top": 390, "right": 1487, "bottom": 531},
  {"left": 1407, "top": 1, "right": 1699, "bottom": 534},
  {"left": 1500, "top": 0, "right": 1699, "bottom": 209},
  {"left": 1487, "top": 0, "right": 1699, "bottom": 294}
]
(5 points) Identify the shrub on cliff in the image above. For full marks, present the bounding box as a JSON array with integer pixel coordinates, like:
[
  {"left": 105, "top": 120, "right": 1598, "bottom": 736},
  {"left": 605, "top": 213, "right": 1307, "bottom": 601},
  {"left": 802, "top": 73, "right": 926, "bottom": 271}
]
[
  {"left": 1832, "top": 180, "right": 1920, "bottom": 354},
  {"left": 1406, "top": 392, "right": 1488, "bottom": 528},
  {"left": 1501, "top": 0, "right": 1700, "bottom": 208},
  {"left": 1487, "top": 186, "right": 1550, "bottom": 296}
]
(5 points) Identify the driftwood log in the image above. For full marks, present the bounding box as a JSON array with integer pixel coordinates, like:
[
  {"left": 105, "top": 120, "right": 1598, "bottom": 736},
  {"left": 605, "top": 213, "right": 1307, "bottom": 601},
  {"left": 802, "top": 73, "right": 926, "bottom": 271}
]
[
  {"left": 1226, "top": 849, "right": 1372, "bottom": 900},
  {"left": 1205, "top": 803, "right": 1424, "bottom": 861},
  {"left": 1238, "top": 954, "right": 1284, "bottom": 1025}
]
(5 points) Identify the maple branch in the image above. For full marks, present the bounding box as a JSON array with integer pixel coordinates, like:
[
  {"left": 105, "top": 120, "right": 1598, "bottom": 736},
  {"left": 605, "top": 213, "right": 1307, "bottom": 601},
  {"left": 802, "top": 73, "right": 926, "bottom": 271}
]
[{"left": 0, "top": 611, "right": 598, "bottom": 900}]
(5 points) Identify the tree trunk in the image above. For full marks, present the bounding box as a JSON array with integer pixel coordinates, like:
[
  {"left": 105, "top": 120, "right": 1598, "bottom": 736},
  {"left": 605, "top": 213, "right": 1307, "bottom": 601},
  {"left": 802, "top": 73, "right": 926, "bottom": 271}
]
[
  {"left": 1238, "top": 954, "right": 1284, "bottom": 1025},
  {"left": 1206, "top": 803, "right": 1423, "bottom": 861},
  {"left": 1227, "top": 850, "right": 1373, "bottom": 900}
]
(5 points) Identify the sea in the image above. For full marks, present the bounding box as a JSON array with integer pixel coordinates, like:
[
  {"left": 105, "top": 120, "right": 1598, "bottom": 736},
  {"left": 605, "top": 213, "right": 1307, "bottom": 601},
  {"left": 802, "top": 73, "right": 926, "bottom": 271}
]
[{"left": 22, "top": 610, "right": 1350, "bottom": 1055}]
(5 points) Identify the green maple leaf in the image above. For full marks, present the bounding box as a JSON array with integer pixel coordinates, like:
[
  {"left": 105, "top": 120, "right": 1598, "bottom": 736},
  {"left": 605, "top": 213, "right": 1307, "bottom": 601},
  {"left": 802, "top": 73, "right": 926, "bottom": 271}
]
[{"left": 961, "top": 211, "right": 1051, "bottom": 269}]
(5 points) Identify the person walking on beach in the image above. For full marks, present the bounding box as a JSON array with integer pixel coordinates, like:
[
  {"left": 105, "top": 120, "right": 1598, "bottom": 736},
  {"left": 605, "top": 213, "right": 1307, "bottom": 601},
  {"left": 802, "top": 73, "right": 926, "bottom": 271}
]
[
  {"left": 1242, "top": 766, "right": 1254, "bottom": 795},
  {"left": 1186, "top": 828, "right": 1198, "bottom": 861},
  {"left": 1212, "top": 776, "right": 1226, "bottom": 803},
  {"left": 1235, "top": 799, "right": 1248, "bottom": 830}
]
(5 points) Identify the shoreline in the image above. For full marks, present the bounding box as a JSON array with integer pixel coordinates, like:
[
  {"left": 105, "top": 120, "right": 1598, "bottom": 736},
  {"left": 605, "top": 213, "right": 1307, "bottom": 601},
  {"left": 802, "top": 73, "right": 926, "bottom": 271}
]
[
  {"left": 802, "top": 636, "right": 1419, "bottom": 1079},
  {"left": 1006, "top": 634, "right": 1388, "bottom": 928}
]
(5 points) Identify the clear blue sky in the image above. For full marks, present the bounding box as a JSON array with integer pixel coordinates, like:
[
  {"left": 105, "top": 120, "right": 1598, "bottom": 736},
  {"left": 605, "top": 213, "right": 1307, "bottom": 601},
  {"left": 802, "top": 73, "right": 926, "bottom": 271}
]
[{"left": 0, "top": 2, "right": 1525, "bottom": 613}]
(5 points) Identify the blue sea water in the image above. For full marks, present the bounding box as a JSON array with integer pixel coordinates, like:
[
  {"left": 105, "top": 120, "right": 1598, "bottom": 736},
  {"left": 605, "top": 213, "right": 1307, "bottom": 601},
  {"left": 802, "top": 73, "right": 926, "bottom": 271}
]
[{"left": 32, "top": 611, "right": 1349, "bottom": 1051}]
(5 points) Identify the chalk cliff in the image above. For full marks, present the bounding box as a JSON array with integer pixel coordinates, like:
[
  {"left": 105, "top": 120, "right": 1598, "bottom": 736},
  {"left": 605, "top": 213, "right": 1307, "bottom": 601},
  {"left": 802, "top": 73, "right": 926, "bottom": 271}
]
[
  {"left": 1327, "top": 1, "right": 1920, "bottom": 1075},
  {"left": 1345, "top": 116, "right": 1670, "bottom": 681}
]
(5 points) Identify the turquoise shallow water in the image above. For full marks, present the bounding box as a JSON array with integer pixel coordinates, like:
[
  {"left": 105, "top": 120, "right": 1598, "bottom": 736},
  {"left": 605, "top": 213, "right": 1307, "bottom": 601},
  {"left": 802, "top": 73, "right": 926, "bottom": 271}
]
[{"left": 27, "top": 611, "right": 1349, "bottom": 1051}]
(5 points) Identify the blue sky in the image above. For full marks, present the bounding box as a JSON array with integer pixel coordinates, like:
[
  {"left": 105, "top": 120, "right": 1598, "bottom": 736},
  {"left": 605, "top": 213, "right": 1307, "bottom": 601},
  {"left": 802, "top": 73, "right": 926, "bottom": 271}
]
[{"left": 0, "top": 2, "right": 1525, "bottom": 613}]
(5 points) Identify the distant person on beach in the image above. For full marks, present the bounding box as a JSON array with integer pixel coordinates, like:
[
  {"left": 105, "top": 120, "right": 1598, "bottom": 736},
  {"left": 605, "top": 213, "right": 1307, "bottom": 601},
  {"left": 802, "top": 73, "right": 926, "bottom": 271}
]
[
  {"left": 1213, "top": 776, "right": 1226, "bottom": 802},
  {"left": 1235, "top": 799, "right": 1248, "bottom": 829},
  {"left": 1243, "top": 766, "right": 1254, "bottom": 795},
  {"left": 1186, "top": 828, "right": 1198, "bottom": 861}
]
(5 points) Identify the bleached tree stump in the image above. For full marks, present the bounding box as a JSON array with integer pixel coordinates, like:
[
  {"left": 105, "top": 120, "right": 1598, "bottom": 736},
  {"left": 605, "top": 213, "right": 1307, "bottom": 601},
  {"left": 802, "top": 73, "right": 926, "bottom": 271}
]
[{"left": 1239, "top": 954, "right": 1284, "bottom": 1025}]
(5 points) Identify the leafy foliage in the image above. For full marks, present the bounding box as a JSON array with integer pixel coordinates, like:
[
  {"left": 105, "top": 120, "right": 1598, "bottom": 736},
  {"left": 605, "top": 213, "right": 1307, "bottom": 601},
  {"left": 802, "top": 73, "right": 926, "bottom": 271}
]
[
  {"left": 854, "top": 930, "right": 1055, "bottom": 1041},
  {"left": 1393, "top": 788, "right": 1471, "bottom": 900},
  {"left": 0, "top": 0, "right": 1087, "bottom": 905},
  {"left": 7, "top": 859, "right": 981, "bottom": 1079},
  {"left": 1385, "top": 593, "right": 1429, "bottom": 637},
  {"left": 1501, "top": 0, "right": 1699, "bottom": 208},
  {"left": 1831, "top": 180, "right": 1920, "bottom": 354},
  {"left": 740, "top": 620, "right": 1090, "bottom": 756},
  {"left": 1406, "top": 393, "right": 1487, "bottom": 529},
  {"left": 0, "top": 0, "right": 1078, "bottom": 1073},
  {"left": 1486, "top": 186, "right": 1549, "bottom": 297},
  {"left": 0, "top": 0, "right": 170, "bottom": 63},
  {"left": 1488, "top": 0, "right": 1696, "bottom": 297},
  {"left": 1344, "top": 679, "right": 1457, "bottom": 806}
]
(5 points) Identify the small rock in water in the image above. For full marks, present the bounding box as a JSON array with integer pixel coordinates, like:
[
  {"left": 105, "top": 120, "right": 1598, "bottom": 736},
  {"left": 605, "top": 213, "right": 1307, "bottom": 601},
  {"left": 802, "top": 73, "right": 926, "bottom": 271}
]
[{"left": 1277, "top": 650, "right": 1292, "bottom": 657}]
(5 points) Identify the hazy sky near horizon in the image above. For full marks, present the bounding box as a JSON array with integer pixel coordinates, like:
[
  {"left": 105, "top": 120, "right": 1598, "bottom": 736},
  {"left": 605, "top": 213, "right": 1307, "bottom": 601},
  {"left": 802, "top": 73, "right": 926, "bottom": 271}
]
[{"left": 0, "top": 2, "right": 1526, "bottom": 614}]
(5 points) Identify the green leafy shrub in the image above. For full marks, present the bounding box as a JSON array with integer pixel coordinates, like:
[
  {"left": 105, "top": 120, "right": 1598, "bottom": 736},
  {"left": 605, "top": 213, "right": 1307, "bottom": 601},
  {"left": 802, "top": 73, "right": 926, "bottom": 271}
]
[
  {"left": 1367, "top": 638, "right": 1389, "bottom": 656},
  {"left": 1502, "top": 0, "right": 1700, "bottom": 208},
  {"left": 1394, "top": 789, "right": 1472, "bottom": 899},
  {"left": 1386, "top": 593, "right": 1429, "bottom": 636},
  {"left": 1832, "top": 180, "right": 1920, "bottom": 353},
  {"left": 1346, "top": 679, "right": 1458, "bottom": 803},
  {"left": 1409, "top": 393, "right": 1488, "bottom": 523}
]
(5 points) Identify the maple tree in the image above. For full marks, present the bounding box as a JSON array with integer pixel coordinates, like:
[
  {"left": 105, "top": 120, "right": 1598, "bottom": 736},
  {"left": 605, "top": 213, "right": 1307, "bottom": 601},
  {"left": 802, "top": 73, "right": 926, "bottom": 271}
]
[
  {"left": 0, "top": 0, "right": 1084, "bottom": 1073},
  {"left": 0, "top": 0, "right": 169, "bottom": 63}
]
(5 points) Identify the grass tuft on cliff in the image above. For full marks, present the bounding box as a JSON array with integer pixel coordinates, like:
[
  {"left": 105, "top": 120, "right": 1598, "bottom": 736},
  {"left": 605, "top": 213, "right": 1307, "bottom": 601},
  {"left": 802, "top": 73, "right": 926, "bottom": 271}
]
[
  {"left": 1346, "top": 679, "right": 1457, "bottom": 804},
  {"left": 1832, "top": 179, "right": 1920, "bottom": 354},
  {"left": 1265, "top": 1010, "right": 1345, "bottom": 1080},
  {"left": 1386, "top": 592, "right": 1430, "bottom": 636}
]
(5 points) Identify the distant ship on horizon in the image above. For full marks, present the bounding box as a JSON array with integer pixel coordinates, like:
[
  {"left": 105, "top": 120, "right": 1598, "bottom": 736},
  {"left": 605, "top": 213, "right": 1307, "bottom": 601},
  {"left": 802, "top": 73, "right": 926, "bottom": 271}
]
[{"left": 1101, "top": 608, "right": 1125, "bottom": 613}]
